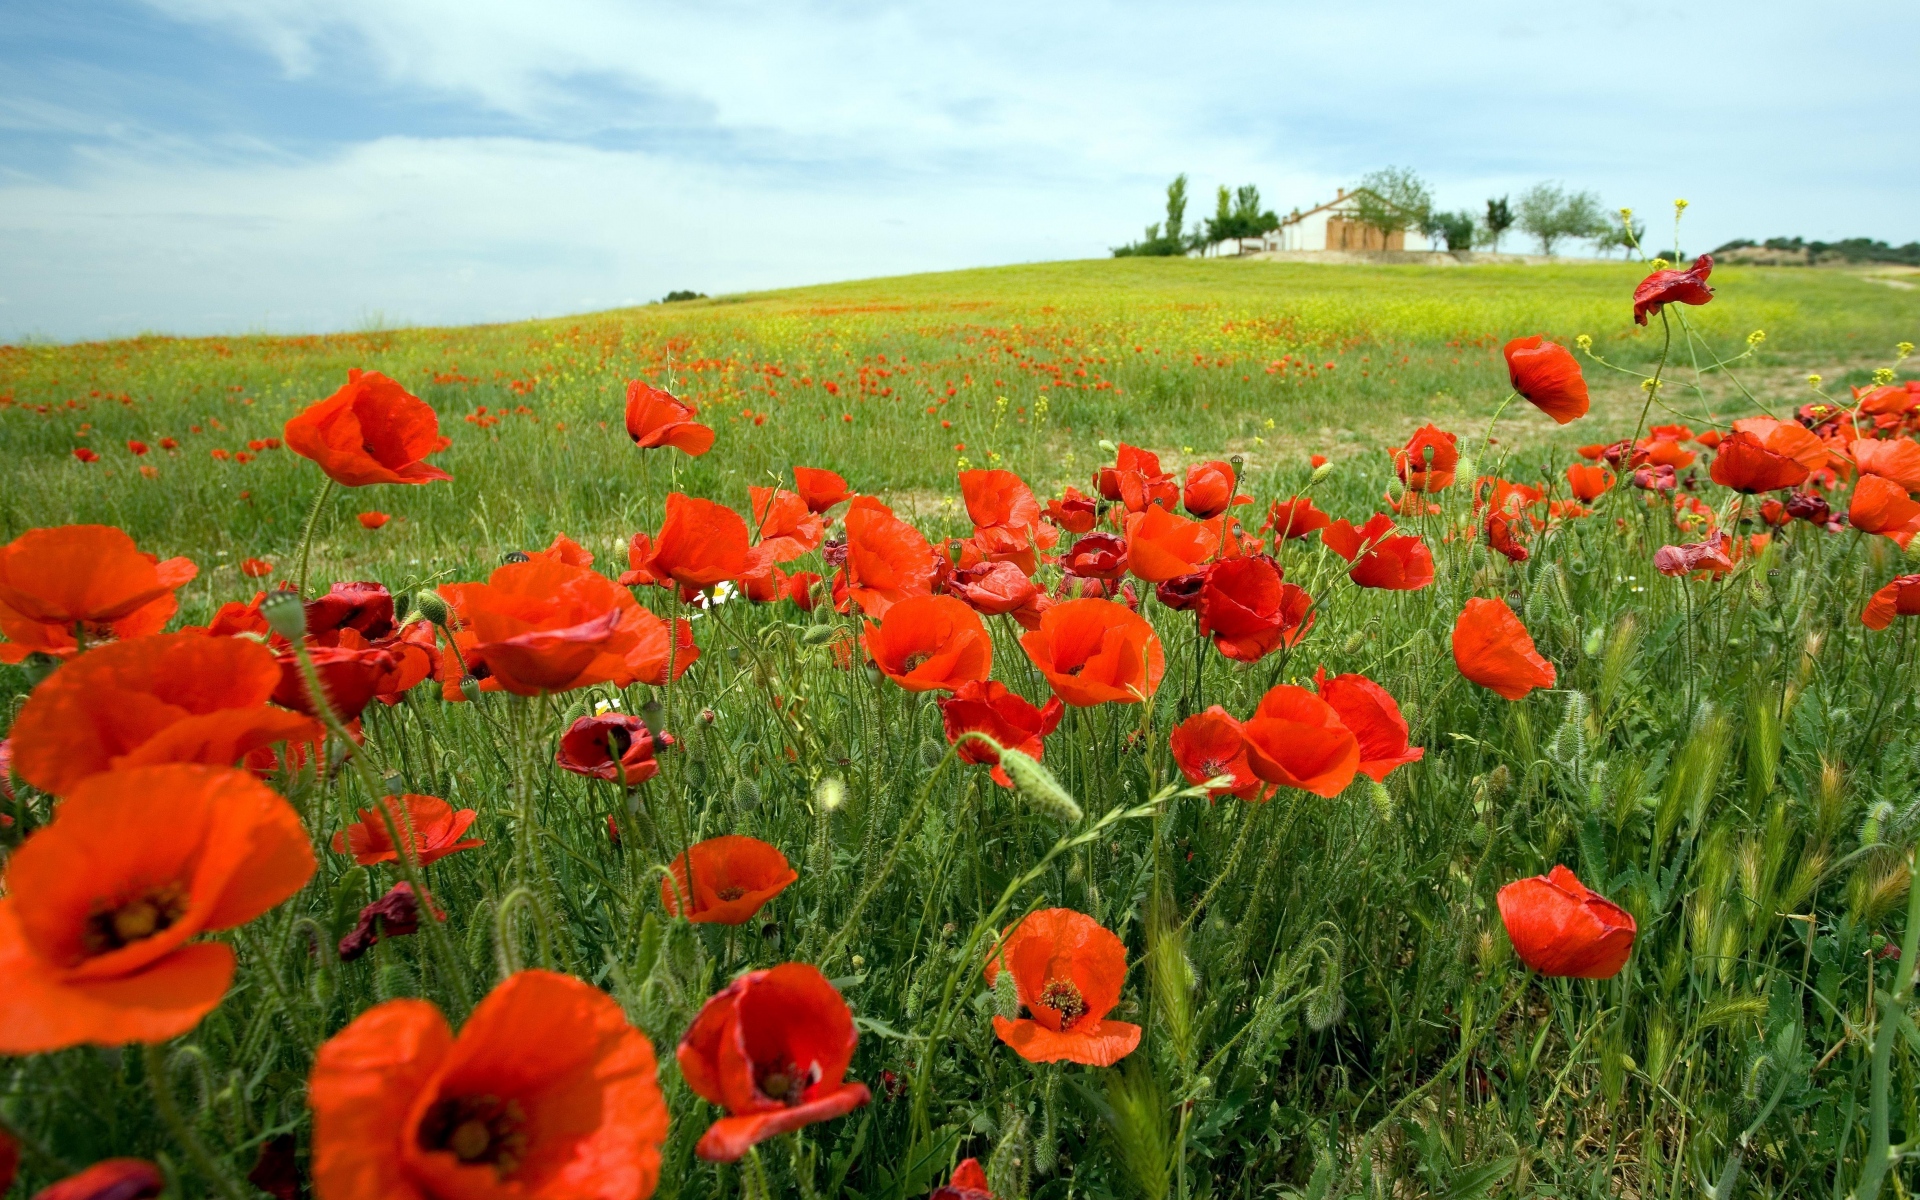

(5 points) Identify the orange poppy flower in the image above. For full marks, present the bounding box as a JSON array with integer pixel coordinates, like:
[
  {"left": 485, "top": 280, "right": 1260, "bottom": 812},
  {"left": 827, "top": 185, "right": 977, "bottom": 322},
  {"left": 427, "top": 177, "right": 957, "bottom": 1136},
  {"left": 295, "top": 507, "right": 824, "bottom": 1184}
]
[
  {"left": 1393, "top": 424, "right": 1459, "bottom": 492},
  {"left": 1853, "top": 438, "right": 1920, "bottom": 491},
  {"left": 358, "top": 511, "right": 391, "bottom": 530},
  {"left": 1124, "top": 505, "right": 1214, "bottom": 582},
  {"left": 1850, "top": 474, "right": 1920, "bottom": 547},
  {"left": 1182, "top": 460, "right": 1247, "bottom": 519},
  {"left": 931, "top": 1159, "right": 992, "bottom": 1200},
  {"left": 1019, "top": 598, "right": 1164, "bottom": 707},
  {"left": 678, "top": 964, "right": 871, "bottom": 1162},
  {"left": 1095, "top": 444, "right": 1178, "bottom": 512},
  {"left": 1708, "top": 429, "right": 1806, "bottom": 493},
  {"left": 522, "top": 532, "right": 594, "bottom": 567},
  {"left": 661, "top": 835, "right": 798, "bottom": 924},
  {"left": 0, "top": 525, "right": 198, "bottom": 663},
  {"left": 749, "top": 487, "right": 825, "bottom": 562},
  {"left": 1632, "top": 254, "right": 1714, "bottom": 325},
  {"left": 1641, "top": 438, "right": 1695, "bottom": 470},
  {"left": 1504, "top": 335, "right": 1589, "bottom": 424},
  {"left": 437, "top": 559, "right": 644, "bottom": 696},
  {"left": 625, "top": 379, "right": 715, "bottom": 456},
  {"left": 1315, "top": 669, "right": 1422, "bottom": 781},
  {"left": 310, "top": 969, "right": 667, "bottom": 1199},
  {"left": 984, "top": 908, "right": 1141, "bottom": 1066},
  {"left": 624, "top": 607, "right": 700, "bottom": 685},
  {"left": 792, "top": 465, "right": 852, "bottom": 513},
  {"left": 1044, "top": 486, "right": 1098, "bottom": 533},
  {"left": 555, "top": 713, "right": 671, "bottom": 783},
  {"left": 1265, "top": 496, "right": 1331, "bottom": 540},
  {"left": 948, "top": 560, "right": 1038, "bottom": 615},
  {"left": 31, "top": 1159, "right": 164, "bottom": 1200},
  {"left": 284, "top": 370, "right": 452, "bottom": 487},
  {"left": 0, "top": 765, "right": 314, "bottom": 1052},
  {"left": 1732, "top": 416, "right": 1830, "bottom": 472},
  {"left": 1452, "top": 597, "right": 1555, "bottom": 700},
  {"left": 331, "top": 794, "right": 482, "bottom": 867},
  {"left": 1168, "top": 707, "right": 1263, "bottom": 799},
  {"left": 961, "top": 469, "right": 1045, "bottom": 538},
  {"left": 1565, "top": 463, "right": 1614, "bottom": 502},
  {"left": 1239, "top": 685, "right": 1360, "bottom": 798},
  {"left": 1498, "top": 865, "right": 1635, "bottom": 978},
  {"left": 1197, "top": 555, "right": 1313, "bottom": 662},
  {"left": 622, "top": 493, "right": 761, "bottom": 591},
  {"left": 10, "top": 633, "right": 319, "bottom": 795},
  {"left": 940, "top": 680, "right": 1064, "bottom": 787},
  {"left": 863, "top": 594, "right": 992, "bottom": 692},
  {"left": 840, "top": 504, "right": 936, "bottom": 617},
  {"left": 1862, "top": 574, "right": 1920, "bottom": 630}
]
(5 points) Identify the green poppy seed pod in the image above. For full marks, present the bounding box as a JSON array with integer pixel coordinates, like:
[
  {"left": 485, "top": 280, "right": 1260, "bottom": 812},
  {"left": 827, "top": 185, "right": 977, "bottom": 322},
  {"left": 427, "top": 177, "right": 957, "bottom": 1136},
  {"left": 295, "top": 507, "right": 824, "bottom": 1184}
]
[
  {"left": 260, "top": 590, "right": 307, "bottom": 640},
  {"left": 413, "top": 589, "right": 451, "bottom": 627},
  {"left": 459, "top": 676, "right": 482, "bottom": 704},
  {"left": 994, "top": 960, "right": 1021, "bottom": 1020},
  {"left": 1309, "top": 462, "right": 1334, "bottom": 485},
  {"left": 999, "top": 750, "right": 1082, "bottom": 824},
  {"left": 815, "top": 775, "right": 847, "bottom": 813},
  {"left": 733, "top": 777, "right": 761, "bottom": 811},
  {"left": 801, "top": 624, "right": 836, "bottom": 645}
]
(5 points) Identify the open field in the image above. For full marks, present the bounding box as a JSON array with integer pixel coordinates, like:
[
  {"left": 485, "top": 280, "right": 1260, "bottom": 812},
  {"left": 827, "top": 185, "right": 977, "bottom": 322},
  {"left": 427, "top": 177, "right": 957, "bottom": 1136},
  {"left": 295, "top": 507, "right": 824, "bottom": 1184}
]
[{"left": 2, "top": 258, "right": 1920, "bottom": 1199}]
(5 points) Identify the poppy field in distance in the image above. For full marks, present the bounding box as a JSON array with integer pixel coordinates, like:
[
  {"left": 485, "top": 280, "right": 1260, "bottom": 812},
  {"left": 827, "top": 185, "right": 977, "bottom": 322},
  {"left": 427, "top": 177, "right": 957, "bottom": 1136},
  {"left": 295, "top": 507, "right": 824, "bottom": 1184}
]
[{"left": 2, "top": 245, "right": 1920, "bottom": 1198}]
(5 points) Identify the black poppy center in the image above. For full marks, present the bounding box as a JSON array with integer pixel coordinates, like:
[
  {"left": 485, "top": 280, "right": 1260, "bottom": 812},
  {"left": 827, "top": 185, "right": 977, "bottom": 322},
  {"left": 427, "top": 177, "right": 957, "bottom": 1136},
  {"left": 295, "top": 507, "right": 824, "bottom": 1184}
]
[
  {"left": 1039, "top": 978, "right": 1088, "bottom": 1029},
  {"left": 419, "top": 1094, "right": 528, "bottom": 1175},
  {"left": 85, "top": 882, "right": 190, "bottom": 955},
  {"left": 603, "top": 726, "right": 633, "bottom": 759},
  {"left": 755, "top": 1059, "right": 820, "bottom": 1107}
]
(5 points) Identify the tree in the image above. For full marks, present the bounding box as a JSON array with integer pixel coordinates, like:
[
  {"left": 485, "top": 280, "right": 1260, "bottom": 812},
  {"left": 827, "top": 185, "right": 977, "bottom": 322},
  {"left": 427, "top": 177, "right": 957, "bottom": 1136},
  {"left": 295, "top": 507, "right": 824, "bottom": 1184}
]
[
  {"left": 1112, "top": 174, "right": 1196, "bottom": 257},
  {"left": 1480, "top": 197, "right": 1514, "bottom": 252},
  {"left": 1203, "top": 183, "right": 1281, "bottom": 254},
  {"left": 1592, "top": 210, "right": 1647, "bottom": 259},
  {"left": 1424, "top": 210, "right": 1475, "bottom": 252},
  {"left": 1515, "top": 183, "right": 1610, "bottom": 256},
  {"left": 1351, "top": 167, "right": 1432, "bottom": 249}
]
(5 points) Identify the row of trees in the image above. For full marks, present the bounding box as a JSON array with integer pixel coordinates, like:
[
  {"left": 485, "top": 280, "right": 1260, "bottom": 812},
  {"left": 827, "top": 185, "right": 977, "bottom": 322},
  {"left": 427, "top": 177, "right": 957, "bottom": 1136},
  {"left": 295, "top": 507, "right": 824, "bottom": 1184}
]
[{"left": 1113, "top": 175, "right": 1281, "bottom": 257}]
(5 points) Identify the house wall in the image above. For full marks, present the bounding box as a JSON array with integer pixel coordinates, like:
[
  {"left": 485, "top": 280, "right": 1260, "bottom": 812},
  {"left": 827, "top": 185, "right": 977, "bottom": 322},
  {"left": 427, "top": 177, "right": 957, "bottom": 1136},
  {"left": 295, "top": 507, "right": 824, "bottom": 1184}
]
[{"left": 1264, "top": 200, "right": 1432, "bottom": 253}]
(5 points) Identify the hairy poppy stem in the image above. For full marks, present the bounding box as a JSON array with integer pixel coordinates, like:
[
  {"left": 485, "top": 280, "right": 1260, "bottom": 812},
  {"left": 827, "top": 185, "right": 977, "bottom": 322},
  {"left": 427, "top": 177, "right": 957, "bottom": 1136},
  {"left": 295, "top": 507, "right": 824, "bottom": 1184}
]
[
  {"left": 294, "top": 477, "right": 336, "bottom": 598},
  {"left": 143, "top": 1042, "right": 252, "bottom": 1200},
  {"left": 1849, "top": 846, "right": 1920, "bottom": 1200}
]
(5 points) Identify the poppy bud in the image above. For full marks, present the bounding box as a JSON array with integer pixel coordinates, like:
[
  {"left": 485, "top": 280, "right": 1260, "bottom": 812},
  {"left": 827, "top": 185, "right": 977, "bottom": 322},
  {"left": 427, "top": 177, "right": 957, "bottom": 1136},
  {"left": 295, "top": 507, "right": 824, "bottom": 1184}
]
[
  {"left": 999, "top": 749, "right": 1082, "bottom": 824},
  {"left": 994, "top": 962, "right": 1020, "bottom": 1019},
  {"left": 260, "top": 589, "right": 308, "bottom": 640},
  {"left": 733, "top": 778, "right": 761, "bottom": 810},
  {"left": 413, "top": 589, "right": 451, "bottom": 626},
  {"left": 686, "top": 759, "right": 709, "bottom": 789},
  {"left": 1369, "top": 780, "right": 1394, "bottom": 822}
]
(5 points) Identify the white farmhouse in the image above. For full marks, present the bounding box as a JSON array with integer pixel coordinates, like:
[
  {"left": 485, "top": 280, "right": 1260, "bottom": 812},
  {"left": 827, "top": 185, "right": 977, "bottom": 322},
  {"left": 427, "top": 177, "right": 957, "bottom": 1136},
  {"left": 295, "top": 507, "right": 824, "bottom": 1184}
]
[{"left": 1257, "top": 188, "right": 1432, "bottom": 253}]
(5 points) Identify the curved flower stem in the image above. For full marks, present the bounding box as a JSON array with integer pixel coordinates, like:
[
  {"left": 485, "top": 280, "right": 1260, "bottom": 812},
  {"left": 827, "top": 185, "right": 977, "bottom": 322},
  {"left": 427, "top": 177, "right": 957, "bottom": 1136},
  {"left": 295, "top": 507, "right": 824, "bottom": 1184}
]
[
  {"left": 295, "top": 478, "right": 336, "bottom": 598},
  {"left": 143, "top": 1042, "right": 251, "bottom": 1200},
  {"left": 1849, "top": 845, "right": 1920, "bottom": 1200}
]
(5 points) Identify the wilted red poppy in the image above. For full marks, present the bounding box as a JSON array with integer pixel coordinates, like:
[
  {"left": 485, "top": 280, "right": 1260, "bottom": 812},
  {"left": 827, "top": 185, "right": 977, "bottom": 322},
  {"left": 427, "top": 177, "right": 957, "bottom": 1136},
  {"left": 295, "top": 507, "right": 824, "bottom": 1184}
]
[
  {"left": 625, "top": 379, "right": 715, "bottom": 456},
  {"left": 749, "top": 487, "right": 825, "bottom": 562},
  {"left": 10, "top": 633, "right": 319, "bottom": 795},
  {"left": 1709, "top": 430, "right": 1808, "bottom": 494},
  {"left": 310, "top": 969, "right": 667, "bottom": 1199},
  {"left": 332, "top": 793, "right": 481, "bottom": 867},
  {"left": 1314, "top": 669, "right": 1422, "bottom": 781},
  {"left": 1653, "top": 531, "right": 1735, "bottom": 580},
  {"left": 31, "top": 1159, "right": 164, "bottom": 1200},
  {"left": 358, "top": 511, "right": 391, "bottom": 530},
  {"left": 1504, "top": 335, "right": 1589, "bottom": 424},
  {"left": 1125, "top": 505, "right": 1214, "bottom": 582},
  {"left": 1498, "top": 864, "right": 1636, "bottom": 978},
  {"left": 284, "top": 369, "right": 452, "bottom": 487},
  {"left": 931, "top": 1159, "right": 993, "bottom": 1200},
  {"left": 1393, "top": 425, "right": 1459, "bottom": 492},
  {"left": 1632, "top": 254, "right": 1714, "bottom": 326},
  {"left": 1062, "top": 532, "right": 1128, "bottom": 580},
  {"left": 274, "top": 644, "right": 402, "bottom": 722},
  {"left": 662, "top": 835, "right": 798, "bottom": 924},
  {"left": 336, "top": 882, "right": 439, "bottom": 963},
  {"left": 0, "top": 765, "right": 314, "bottom": 1052},
  {"left": 1239, "top": 685, "right": 1360, "bottom": 798},
  {"left": 1096, "top": 444, "right": 1178, "bottom": 512},
  {"left": 840, "top": 504, "right": 935, "bottom": 617},
  {"left": 1853, "top": 438, "right": 1920, "bottom": 491},
  {"left": 863, "top": 594, "right": 992, "bottom": 692},
  {"left": 792, "top": 466, "right": 852, "bottom": 513},
  {"left": 1785, "top": 491, "right": 1832, "bottom": 525},
  {"left": 678, "top": 963, "right": 871, "bottom": 1161},
  {"left": 1197, "top": 555, "right": 1312, "bottom": 662},
  {"left": 1851, "top": 474, "right": 1920, "bottom": 546},
  {"left": 1183, "top": 460, "right": 1247, "bottom": 519},
  {"left": 556, "top": 712, "right": 671, "bottom": 783},
  {"left": 1020, "top": 598, "right": 1164, "bottom": 707},
  {"left": 1045, "top": 486, "right": 1098, "bottom": 533},
  {"left": 940, "top": 680, "right": 1064, "bottom": 786},
  {"left": 948, "top": 560, "right": 1037, "bottom": 615},
  {"left": 1168, "top": 707, "right": 1262, "bottom": 799},
  {"left": 984, "top": 908, "right": 1141, "bottom": 1066},
  {"left": 1452, "top": 597, "right": 1555, "bottom": 700},
  {"left": 438, "top": 560, "right": 644, "bottom": 696},
  {"left": 1566, "top": 464, "right": 1614, "bottom": 502},
  {"left": 1265, "top": 496, "right": 1331, "bottom": 540},
  {"left": 0, "top": 525, "right": 198, "bottom": 663},
  {"left": 1863, "top": 575, "right": 1920, "bottom": 630}
]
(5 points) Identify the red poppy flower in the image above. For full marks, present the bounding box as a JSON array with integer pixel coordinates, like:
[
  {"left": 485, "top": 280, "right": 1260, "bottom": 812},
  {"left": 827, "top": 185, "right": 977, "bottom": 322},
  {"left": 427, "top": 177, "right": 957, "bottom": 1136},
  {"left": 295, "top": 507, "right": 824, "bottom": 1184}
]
[
  {"left": 678, "top": 964, "right": 871, "bottom": 1161},
  {"left": 749, "top": 487, "right": 826, "bottom": 563},
  {"left": 10, "top": 633, "right": 320, "bottom": 795},
  {"left": 0, "top": 765, "right": 314, "bottom": 1052},
  {"left": 0, "top": 525, "right": 198, "bottom": 663},
  {"left": 1565, "top": 464, "right": 1614, "bottom": 502},
  {"left": 1182, "top": 460, "right": 1247, "bottom": 519},
  {"left": 792, "top": 466, "right": 851, "bottom": 513},
  {"left": 1504, "top": 336, "right": 1589, "bottom": 424},
  {"left": 358, "top": 511, "right": 391, "bottom": 530},
  {"left": 622, "top": 493, "right": 759, "bottom": 591},
  {"left": 1863, "top": 574, "right": 1920, "bottom": 630},
  {"left": 1061, "top": 532, "right": 1128, "bottom": 580},
  {"left": 961, "top": 469, "right": 1045, "bottom": 538},
  {"left": 1196, "top": 555, "right": 1312, "bottom": 662},
  {"left": 1785, "top": 491, "right": 1832, "bottom": 525},
  {"left": 1486, "top": 512, "right": 1530, "bottom": 562},
  {"left": 522, "top": 532, "right": 594, "bottom": 568},
  {"left": 1044, "top": 486, "right": 1098, "bottom": 533},
  {"left": 948, "top": 560, "right": 1037, "bottom": 615},
  {"left": 302, "top": 580, "right": 395, "bottom": 640},
  {"left": 1239, "top": 685, "right": 1360, "bottom": 798},
  {"left": 72, "top": 447, "right": 100, "bottom": 464},
  {"left": 331, "top": 793, "right": 481, "bottom": 867},
  {"left": 863, "top": 594, "right": 992, "bottom": 692},
  {"left": 1853, "top": 438, "right": 1920, "bottom": 491},
  {"left": 1168, "top": 707, "right": 1262, "bottom": 799},
  {"left": 1324, "top": 515, "right": 1434, "bottom": 590},
  {"left": 1452, "top": 598, "right": 1555, "bottom": 700},
  {"left": 273, "top": 644, "right": 402, "bottom": 722},
  {"left": 625, "top": 379, "right": 715, "bottom": 456},
  {"left": 839, "top": 504, "right": 936, "bottom": 617},
  {"left": 931, "top": 1159, "right": 993, "bottom": 1200},
  {"left": 438, "top": 560, "right": 645, "bottom": 696},
  {"left": 940, "top": 680, "right": 1064, "bottom": 786},
  {"left": 336, "top": 881, "right": 439, "bottom": 963},
  {"left": 310, "top": 969, "right": 668, "bottom": 1199},
  {"left": 984, "top": 908, "right": 1141, "bottom": 1066},
  {"left": 1851, "top": 474, "right": 1920, "bottom": 546},
  {"left": 1125, "top": 505, "right": 1215, "bottom": 582},
  {"left": 32, "top": 1159, "right": 164, "bottom": 1200},
  {"left": 1314, "top": 669, "right": 1422, "bottom": 782},
  {"left": 1498, "top": 864, "right": 1636, "bottom": 978},
  {"left": 1653, "top": 531, "right": 1735, "bottom": 580},
  {"left": 284, "top": 369, "right": 452, "bottom": 487},
  {"left": 1733, "top": 416, "right": 1830, "bottom": 472},
  {"left": 1640, "top": 438, "right": 1695, "bottom": 470},
  {"left": 662, "top": 835, "right": 798, "bottom": 924},
  {"left": 1695, "top": 429, "right": 1725, "bottom": 449},
  {"left": 556, "top": 712, "right": 670, "bottom": 783},
  {"left": 1019, "top": 598, "right": 1164, "bottom": 706},
  {"left": 1707, "top": 430, "right": 1806, "bottom": 493},
  {"left": 1095, "top": 444, "right": 1178, "bottom": 512},
  {"left": 1265, "top": 496, "right": 1331, "bottom": 540},
  {"left": 785, "top": 570, "right": 823, "bottom": 610},
  {"left": 236, "top": 557, "right": 272, "bottom": 579},
  {"left": 1632, "top": 254, "right": 1714, "bottom": 326},
  {"left": 1393, "top": 425, "right": 1459, "bottom": 492}
]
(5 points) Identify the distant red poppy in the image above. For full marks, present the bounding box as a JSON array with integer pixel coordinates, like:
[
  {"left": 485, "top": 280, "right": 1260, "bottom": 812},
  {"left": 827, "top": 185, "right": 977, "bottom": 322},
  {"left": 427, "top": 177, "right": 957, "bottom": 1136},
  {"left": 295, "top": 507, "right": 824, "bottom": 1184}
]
[
  {"left": 1632, "top": 254, "right": 1714, "bottom": 325},
  {"left": 1653, "top": 531, "right": 1735, "bottom": 580},
  {"left": 749, "top": 486, "right": 826, "bottom": 562},
  {"left": 940, "top": 680, "right": 1064, "bottom": 787},
  {"left": 1565, "top": 463, "right": 1614, "bottom": 502},
  {"left": 1062, "top": 532, "right": 1128, "bottom": 580},
  {"left": 1020, "top": 598, "right": 1164, "bottom": 706},
  {"left": 984, "top": 908, "right": 1141, "bottom": 1067},
  {"left": 438, "top": 559, "right": 646, "bottom": 696},
  {"left": 331, "top": 793, "right": 481, "bottom": 867},
  {"left": 357, "top": 511, "right": 391, "bottom": 530},
  {"left": 1044, "top": 486, "right": 1098, "bottom": 533},
  {"left": 1183, "top": 460, "right": 1247, "bottom": 519},
  {"left": 792, "top": 465, "right": 852, "bottom": 513},
  {"left": 1314, "top": 669, "right": 1422, "bottom": 781},
  {"left": 625, "top": 379, "right": 715, "bottom": 456},
  {"left": 1862, "top": 574, "right": 1920, "bottom": 630},
  {"left": 1239, "top": 685, "right": 1360, "bottom": 798},
  {"left": 1265, "top": 496, "right": 1331, "bottom": 540},
  {"left": 1393, "top": 424, "right": 1459, "bottom": 492},
  {"left": 1498, "top": 865, "right": 1636, "bottom": 978},
  {"left": 126, "top": 440, "right": 150, "bottom": 456},
  {"left": 1853, "top": 438, "right": 1920, "bottom": 491},
  {"left": 1125, "top": 505, "right": 1214, "bottom": 582},
  {"left": 31, "top": 1159, "right": 164, "bottom": 1200},
  {"left": 931, "top": 1159, "right": 994, "bottom": 1200},
  {"left": 863, "top": 594, "right": 992, "bottom": 692},
  {"left": 1197, "top": 555, "right": 1312, "bottom": 662},
  {"left": 1452, "top": 597, "right": 1555, "bottom": 700},
  {"left": 948, "top": 560, "right": 1038, "bottom": 615},
  {"left": 284, "top": 369, "right": 452, "bottom": 487},
  {"left": 72, "top": 447, "right": 100, "bottom": 464},
  {"left": 1785, "top": 491, "right": 1832, "bottom": 525},
  {"left": 310, "top": 969, "right": 667, "bottom": 1199},
  {"left": 1851, "top": 474, "right": 1920, "bottom": 547},
  {"left": 662, "top": 835, "right": 798, "bottom": 924},
  {"left": 678, "top": 964, "right": 871, "bottom": 1161},
  {"left": 839, "top": 504, "right": 936, "bottom": 616},
  {"left": 1504, "top": 335, "right": 1590, "bottom": 424},
  {"left": 0, "top": 525, "right": 198, "bottom": 663},
  {"left": 239, "top": 557, "right": 274, "bottom": 578},
  {"left": 1095, "top": 444, "right": 1178, "bottom": 512},
  {"left": 1168, "top": 707, "right": 1263, "bottom": 799},
  {"left": 622, "top": 493, "right": 759, "bottom": 591},
  {"left": 556, "top": 712, "right": 671, "bottom": 783}
]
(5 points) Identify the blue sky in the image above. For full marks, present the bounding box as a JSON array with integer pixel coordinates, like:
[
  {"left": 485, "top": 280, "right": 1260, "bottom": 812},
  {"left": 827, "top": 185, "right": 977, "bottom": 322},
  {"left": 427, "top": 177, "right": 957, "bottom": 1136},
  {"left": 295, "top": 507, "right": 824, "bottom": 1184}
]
[{"left": 3, "top": 0, "right": 1915, "bottom": 342}]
